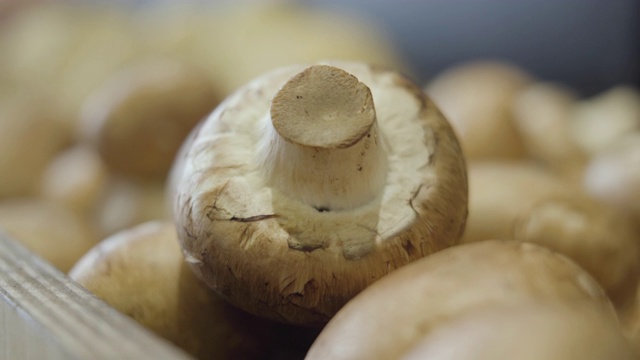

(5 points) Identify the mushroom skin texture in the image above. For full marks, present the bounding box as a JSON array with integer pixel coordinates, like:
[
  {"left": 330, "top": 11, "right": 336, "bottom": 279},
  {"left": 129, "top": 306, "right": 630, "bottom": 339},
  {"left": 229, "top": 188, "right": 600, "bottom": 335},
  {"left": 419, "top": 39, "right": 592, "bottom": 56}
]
[
  {"left": 463, "top": 161, "right": 576, "bottom": 243},
  {"left": 305, "top": 240, "right": 615, "bottom": 360},
  {"left": 403, "top": 302, "right": 634, "bottom": 360},
  {"left": 69, "top": 221, "right": 271, "bottom": 360},
  {"left": 79, "top": 58, "right": 220, "bottom": 180},
  {"left": 174, "top": 62, "right": 468, "bottom": 326},
  {"left": 0, "top": 199, "right": 96, "bottom": 272},
  {"left": 425, "top": 60, "right": 531, "bottom": 160},
  {"left": 512, "top": 195, "right": 640, "bottom": 308}
]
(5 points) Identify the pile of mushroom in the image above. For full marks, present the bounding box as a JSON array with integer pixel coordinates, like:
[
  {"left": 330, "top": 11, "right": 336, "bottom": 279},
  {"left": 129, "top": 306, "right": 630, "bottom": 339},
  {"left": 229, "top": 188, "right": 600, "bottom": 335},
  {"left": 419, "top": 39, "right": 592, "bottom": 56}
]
[
  {"left": 423, "top": 59, "right": 640, "bottom": 355},
  {"left": 1, "top": 2, "right": 639, "bottom": 358}
]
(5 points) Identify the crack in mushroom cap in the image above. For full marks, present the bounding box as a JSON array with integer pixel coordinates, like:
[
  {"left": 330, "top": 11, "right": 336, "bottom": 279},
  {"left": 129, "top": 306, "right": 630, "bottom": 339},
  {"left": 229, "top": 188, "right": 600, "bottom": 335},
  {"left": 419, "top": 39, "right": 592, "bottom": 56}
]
[{"left": 174, "top": 61, "right": 467, "bottom": 325}]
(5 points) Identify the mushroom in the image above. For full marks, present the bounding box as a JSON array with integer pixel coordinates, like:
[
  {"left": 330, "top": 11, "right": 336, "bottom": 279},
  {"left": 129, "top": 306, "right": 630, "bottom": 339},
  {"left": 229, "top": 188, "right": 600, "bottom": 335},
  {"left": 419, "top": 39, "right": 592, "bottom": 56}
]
[
  {"left": 425, "top": 60, "right": 532, "bottom": 160},
  {"left": 79, "top": 58, "right": 220, "bottom": 180},
  {"left": 511, "top": 82, "right": 588, "bottom": 182},
  {"left": 39, "top": 144, "right": 109, "bottom": 215},
  {"left": 583, "top": 133, "right": 640, "bottom": 228},
  {"left": 512, "top": 195, "right": 640, "bottom": 308},
  {"left": 570, "top": 86, "right": 640, "bottom": 156},
  {"left": 306, "top": 240, "right": 617, "bottom": 360},
  {"left": 404, "top": 302, "right": 634, "bottom": 360},
  {"left": 69, "top": 221, "right": 272, "bottom": 359},
  {"left": 0, "top": 198, "right": 96, "bottom": 272},
  {"left": 174, "top": 62, "right": 468, "bottom": 325},
  {"left": 92, "top": 176, "right": 168, "bottom": 239},
  {"left": 463, "top": 161, "right": 576, "bottom": 243},
  {"left": 0, "top": 92, "right": 67, "bottom": 198},
  {"left": 621, "top": 284, "right": 640, "bottom": 356}
]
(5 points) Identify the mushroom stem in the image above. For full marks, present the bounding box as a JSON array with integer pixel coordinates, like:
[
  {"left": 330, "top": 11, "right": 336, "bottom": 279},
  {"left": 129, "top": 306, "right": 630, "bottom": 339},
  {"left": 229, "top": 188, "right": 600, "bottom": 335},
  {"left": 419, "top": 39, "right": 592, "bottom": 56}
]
[{"left": 257, "top": 65, "right": 388, "bottom": 211}]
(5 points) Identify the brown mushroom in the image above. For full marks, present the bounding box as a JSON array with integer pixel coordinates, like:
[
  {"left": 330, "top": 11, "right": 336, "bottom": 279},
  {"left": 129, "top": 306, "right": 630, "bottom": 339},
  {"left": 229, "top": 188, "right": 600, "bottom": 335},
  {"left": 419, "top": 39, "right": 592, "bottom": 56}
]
[
  {"left": 425, "top": 60, "right": 532, "bottom": 160},
  {"left": 69, "top": 221, "right": 275, "bottom": 359},
  {"left": 404, "top": 302, "right": 634, "bottom": 360},
  {"left": 79, "top": 58, "right": 220, "bottom": 180},
  {"left": 39, "top": 145, "right": 109, "bottom": 215},
  {"left": 621, "top": 284, "right": 640, "bottom": 356},
  {"left": 463, "top": 161, "right": 576, "bottom": 243},
  {"left": 0, "top": 93, "right": 67, "bottom": 198},
  {"left": 512, "top": 195, "right": 640, "bottom": 308},
  {"left": 511, "top": 82, "right": 588, "bottom": 182},
  {"left": 306, "top": 240, "right": 617, "bottom": 360},
  {"left": 0, "top": 199, "right": 96, "bottom": 272},
  {"left": 583, "top": 134, "right": 640, "bottom": 228},
  {"left": 570, "top": 86, "right": 640, "bottom": 156},
  {"left": 174, "top": 62, "right": 468, "bottom": 326},
  {"left": 91, "top": 176, "right": 168, "bottom": 239}
]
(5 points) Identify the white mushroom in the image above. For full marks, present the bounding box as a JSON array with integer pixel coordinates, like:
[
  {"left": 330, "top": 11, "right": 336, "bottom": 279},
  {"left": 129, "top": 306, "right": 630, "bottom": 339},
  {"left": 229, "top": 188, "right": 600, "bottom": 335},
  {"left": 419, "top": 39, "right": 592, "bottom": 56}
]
[
  {"left": 174, "top": 62, "right": 467, "bottom": 325},
  {"left": 570, "top": 86, "right": 640, "bottom": 156},
  {"left": 79, "top": 58, "right": 220, "bottom": 180},
  {"left": 425, "top": 60, "right": 532, "bottom": 160},
  {"left": 404, "top": 302, "right": 634, "bottom": 360},
  {"left": 463, "top": 161, "right": 575, "bottom": 243},
  {"left": 39, "top": 145, "right": 109, "bottom": 215},
  {"left": 512, "top": 195, "right": 640, "bottom": 307},
  {"left": 306, "top": 240, "right": 618, "bottom": 360},
  {"left": 69, "top": 221, "right": 272, "bottom": 359},
  {"left": 512, "top": 82, "right": 587, "bottom": 182},
  {"left": 0, "top": 93, "right": 67, "bottom": 198},
  {"left": 583, "top": 134, "right": 640, "bottom": 226}
]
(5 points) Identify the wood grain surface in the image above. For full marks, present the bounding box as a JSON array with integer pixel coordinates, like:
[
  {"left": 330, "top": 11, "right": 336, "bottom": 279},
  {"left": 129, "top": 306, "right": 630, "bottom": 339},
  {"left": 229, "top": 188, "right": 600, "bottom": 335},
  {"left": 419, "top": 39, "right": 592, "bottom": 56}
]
[{"left": 0, "top": 230, "right": 193, "bottom": 360}]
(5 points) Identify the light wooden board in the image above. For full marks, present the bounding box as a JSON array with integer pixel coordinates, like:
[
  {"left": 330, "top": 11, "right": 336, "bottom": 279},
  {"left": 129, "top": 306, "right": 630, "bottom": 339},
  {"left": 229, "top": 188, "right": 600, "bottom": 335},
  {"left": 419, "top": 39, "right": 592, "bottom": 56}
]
[{"left": 0, "top": 230, "right": 193, "bottom": 360}]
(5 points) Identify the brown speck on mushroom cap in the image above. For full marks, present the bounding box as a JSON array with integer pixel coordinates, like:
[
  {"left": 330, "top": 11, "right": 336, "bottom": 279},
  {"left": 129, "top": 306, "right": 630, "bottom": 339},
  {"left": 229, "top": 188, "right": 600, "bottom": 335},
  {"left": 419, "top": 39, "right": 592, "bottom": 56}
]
[{"left": 174, "top": 61, "right": 467, "bottom": 326}]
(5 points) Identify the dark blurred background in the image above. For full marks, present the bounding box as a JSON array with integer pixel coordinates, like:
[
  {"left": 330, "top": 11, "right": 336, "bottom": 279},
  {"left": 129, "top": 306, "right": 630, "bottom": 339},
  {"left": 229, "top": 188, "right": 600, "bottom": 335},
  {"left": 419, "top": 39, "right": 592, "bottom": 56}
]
[{"left": 299, "top": 0, "right": 640, "bottom": 96}]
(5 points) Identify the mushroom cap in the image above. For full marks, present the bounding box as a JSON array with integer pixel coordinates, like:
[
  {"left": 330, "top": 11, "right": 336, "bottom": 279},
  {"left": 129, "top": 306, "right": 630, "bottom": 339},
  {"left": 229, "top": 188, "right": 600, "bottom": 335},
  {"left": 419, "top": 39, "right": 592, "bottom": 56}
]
[
  {"left": 404, "top": 302, "right": 634, "bottom": 360},
  {"left": 174, "top": 61, "right": 467, "bottom": 325},
  {"left": 69, "top": 221, "right": 271, "bottom": 359},
  {"left": 513, "top": 195, "right": 640, "bottom": 307},
  {"left": 425, "top": 60, "right": 532, "bottom": 160},
  {"left": 306, "top": 240, "right": 615, "bottom": 360},
  {"left": 80, "top": 58, "right": 219, "bottom": 180}
]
